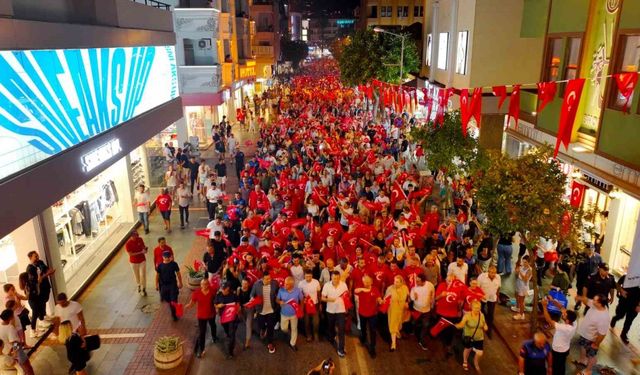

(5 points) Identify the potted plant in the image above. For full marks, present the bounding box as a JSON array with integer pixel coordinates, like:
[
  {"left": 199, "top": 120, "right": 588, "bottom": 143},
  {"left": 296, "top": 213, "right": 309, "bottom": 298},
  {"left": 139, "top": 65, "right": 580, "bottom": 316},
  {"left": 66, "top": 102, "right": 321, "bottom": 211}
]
[
  {"left": 185, "top": 261, "right": 206, "bottom": 290},
  {"left": 153, "top": 336, "right": 183, "bottom": 370}
]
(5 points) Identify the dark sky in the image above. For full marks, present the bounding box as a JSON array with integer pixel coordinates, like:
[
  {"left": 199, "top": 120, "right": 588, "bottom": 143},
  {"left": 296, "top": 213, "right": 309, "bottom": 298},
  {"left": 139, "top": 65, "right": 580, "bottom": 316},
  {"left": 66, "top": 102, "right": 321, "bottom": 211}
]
[{"left": 307, "top": 0, "right": 360, "bottom": 17}]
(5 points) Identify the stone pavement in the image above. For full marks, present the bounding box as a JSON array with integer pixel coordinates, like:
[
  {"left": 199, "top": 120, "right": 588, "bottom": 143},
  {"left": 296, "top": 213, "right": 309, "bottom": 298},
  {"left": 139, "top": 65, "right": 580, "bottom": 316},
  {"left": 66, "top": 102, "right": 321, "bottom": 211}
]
[{"left": 28, "top": 127, "right": 257, "bottom": 374}]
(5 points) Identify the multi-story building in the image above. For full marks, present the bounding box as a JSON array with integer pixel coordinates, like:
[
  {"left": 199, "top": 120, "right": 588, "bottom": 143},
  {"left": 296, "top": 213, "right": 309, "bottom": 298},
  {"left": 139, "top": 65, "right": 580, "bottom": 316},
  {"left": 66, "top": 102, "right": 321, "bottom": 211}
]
[
  {"left": 251, "top": 0, "right": 281, "bottom": 85},
  {"left": 308, "top": 18, "right": 357, "bottom": 48},
  {"left": 422, "top": 0, "right": 640, "bottom": 276},
  {"left": 361, "top": 0, "right": 426, "bottom": 28},
  {"left": 173, "top": 0, "right": 256, "bottom": 146},
  {"left": 0, "top": 0, "right": 181, "bottom": 298}
]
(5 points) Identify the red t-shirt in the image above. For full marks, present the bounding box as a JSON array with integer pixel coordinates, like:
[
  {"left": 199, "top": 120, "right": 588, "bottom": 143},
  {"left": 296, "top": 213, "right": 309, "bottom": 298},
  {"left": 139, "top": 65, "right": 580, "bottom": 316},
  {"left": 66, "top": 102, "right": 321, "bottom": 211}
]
[
  {"left": 463, "top": 286, "right": 485, "bottom": 312},
  {"left": 153, "top": 245, "right": 174, "bottom": 269},
  {"left": 191, "top": 289, "right": 216, "bottom": 319},
  {"left": 367, "top": 263, "right": 390, "bottom": 293},
  {"left": 322, "top": 222, "right": 344, "bottom": 241},
  {"left": 424, "top": 212, "right": 440, "bottom": 235},
  {"left": 403, "top": 265, "right": 423, "bottom": 289},
  {"left": 125, "top": 237, "right": 146, "bottom": 263},
  {"left": 435, "top": 281, "right": 464, "bottom": 318},
  {"left": 350, "top": 267, "right": 369, "bottom": 290},
  {"left": 155, "top": 194, "right": 172, "bottom": 212},
  {"left": 321, "top": 244, "right": 345, "bottom": 263},
  {"left": 356, "top": 288, "right": 380, "bottom": 317}
]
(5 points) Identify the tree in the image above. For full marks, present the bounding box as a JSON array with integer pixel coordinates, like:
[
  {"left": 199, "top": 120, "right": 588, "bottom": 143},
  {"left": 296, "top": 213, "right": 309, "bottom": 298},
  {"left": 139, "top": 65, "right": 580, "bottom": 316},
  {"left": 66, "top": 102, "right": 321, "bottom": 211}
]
[
  {"left": 475, "top": 146, "right": 579, "bottom": 331},
  {"left": 329, "top": 36, "right": 350, "bottom": 62},
  {"left": 280, "top": 38, "right": 309, "bottom": 69},
  {"left": 409, "top": 111, "right": 488, "bottom": 178},
  {"left": 338, "top": 29, "right": 420, "bottom": 87}
]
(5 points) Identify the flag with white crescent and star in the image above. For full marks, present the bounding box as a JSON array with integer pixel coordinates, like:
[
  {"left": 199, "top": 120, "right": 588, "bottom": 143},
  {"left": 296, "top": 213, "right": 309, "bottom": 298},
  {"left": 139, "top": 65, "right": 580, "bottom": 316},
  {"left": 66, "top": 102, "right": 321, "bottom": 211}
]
[{"left": 570, "top": 180, "right": 586, "bottom": 208}]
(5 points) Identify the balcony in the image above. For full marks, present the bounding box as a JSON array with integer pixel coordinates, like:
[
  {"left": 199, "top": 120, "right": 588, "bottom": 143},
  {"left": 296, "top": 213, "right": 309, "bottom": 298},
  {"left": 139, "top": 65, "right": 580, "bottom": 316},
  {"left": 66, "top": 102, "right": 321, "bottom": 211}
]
[
  {"left": 219, "top": 12, "right": 232, "bottom": 39},
  {"left": 130, "top": 0, "right": 171, "bottom": 10},
  {"left": 178, "top": 65, "right": 221, "bottom": 94},
  {"left": 236, "top": 17, "right": 250, "bottom": 38},
  {"left": 253, "top": 45, "right": 274, "bottom": 57},
  {"left": 173, "top": 8, "right": 219, "bottom": 39}
]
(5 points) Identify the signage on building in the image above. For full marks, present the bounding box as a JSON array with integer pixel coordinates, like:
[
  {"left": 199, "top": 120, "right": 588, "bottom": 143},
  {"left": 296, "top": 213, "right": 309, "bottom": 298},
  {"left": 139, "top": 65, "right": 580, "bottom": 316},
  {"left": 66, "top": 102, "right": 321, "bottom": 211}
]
[
  {"left": 0, "top": 45, "right": 178, "bottom": 181},
  {"left": 81, "top": 139, "right": 122, "bottom": 173},
  {"left": 581, "top": 171, "right": 613, "bottom": 193},
  {"left": 336, "top": 19, "right": 355, "bottom": 26}
]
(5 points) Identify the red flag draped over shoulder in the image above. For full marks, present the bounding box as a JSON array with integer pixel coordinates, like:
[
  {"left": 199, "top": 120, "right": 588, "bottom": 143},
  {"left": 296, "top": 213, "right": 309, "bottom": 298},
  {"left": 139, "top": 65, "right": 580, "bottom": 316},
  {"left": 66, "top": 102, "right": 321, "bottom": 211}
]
[
  {"left": 507, "top": 85, "right": 521, "bottom": 129},
  {"left": 613, "top": 72, "right": 639, "bottom": 113},
  {"left": 536, "top": 81, "right": 557, "bottom": 113},
  {"left": 554, "top": 78, "right": 586, "bottom": 158}
]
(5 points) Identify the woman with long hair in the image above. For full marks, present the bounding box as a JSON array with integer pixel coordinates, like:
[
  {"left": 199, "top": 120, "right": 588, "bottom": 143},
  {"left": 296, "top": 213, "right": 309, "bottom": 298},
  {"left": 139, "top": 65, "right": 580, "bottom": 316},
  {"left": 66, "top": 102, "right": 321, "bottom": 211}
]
[{"left": 385, "top": 275, "right": 409, "bottom": 351}]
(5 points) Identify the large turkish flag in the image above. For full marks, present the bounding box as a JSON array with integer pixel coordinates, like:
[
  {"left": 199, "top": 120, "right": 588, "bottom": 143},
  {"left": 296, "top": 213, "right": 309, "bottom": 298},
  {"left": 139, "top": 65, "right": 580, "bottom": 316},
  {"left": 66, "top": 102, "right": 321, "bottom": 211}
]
[{"left": 570, "top": 180, "right": 586, "bottom": 208}]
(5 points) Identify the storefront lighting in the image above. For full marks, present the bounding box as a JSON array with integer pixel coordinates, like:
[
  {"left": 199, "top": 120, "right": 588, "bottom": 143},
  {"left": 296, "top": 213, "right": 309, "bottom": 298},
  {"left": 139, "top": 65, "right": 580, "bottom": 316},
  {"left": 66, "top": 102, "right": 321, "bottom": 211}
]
[
  {"left": 0, "top": 237, "right": 18, "bottom": 273},
  {"left": 572, "top": 145, "right": 589, "bottom": 153},
  {"left": 531, "top": 111, "right": 537, "bottom": 116},
  {"left": 609, "top": 189, "right": 621, "bottom": 199},
  {"left": 570, "top": 169, "right": 582, "bottom": 179}
]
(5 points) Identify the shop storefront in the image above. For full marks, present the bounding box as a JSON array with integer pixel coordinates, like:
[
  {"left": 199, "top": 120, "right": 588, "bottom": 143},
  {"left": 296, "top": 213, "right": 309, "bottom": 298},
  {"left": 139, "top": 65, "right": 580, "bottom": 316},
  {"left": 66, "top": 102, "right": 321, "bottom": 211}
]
[{"left": 0, "top": 44, "right": 181, "bottom": 299}]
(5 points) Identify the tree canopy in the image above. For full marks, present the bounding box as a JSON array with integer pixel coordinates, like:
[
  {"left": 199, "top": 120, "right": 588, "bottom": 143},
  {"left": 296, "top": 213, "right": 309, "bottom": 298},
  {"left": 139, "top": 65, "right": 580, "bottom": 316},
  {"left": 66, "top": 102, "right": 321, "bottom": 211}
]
[
  {"left": 281, "top": 38, "right": 309, "bottom": 69},
  {"left": 338, "top": 29, "right": 420, "bottom": 87}
]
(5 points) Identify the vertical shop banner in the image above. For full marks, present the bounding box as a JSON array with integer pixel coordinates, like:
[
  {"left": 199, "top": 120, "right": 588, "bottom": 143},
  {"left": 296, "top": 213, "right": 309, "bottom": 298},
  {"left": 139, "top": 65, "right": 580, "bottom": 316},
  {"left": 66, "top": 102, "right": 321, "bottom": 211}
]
[
  {"left": 555, "top": 79, "right": 586, "bottom": 157},
  {"left": 623, "top": 221, "right": 640, "bottom": 289},
  {"left": 574, "top": 0, "right": 620, "bottom": 134},
  {"left": 569, "top": 181, "right": 586, "bottom": 208},
  {"left": 0, "top": 46, "right": 178, "bottom": 181}
]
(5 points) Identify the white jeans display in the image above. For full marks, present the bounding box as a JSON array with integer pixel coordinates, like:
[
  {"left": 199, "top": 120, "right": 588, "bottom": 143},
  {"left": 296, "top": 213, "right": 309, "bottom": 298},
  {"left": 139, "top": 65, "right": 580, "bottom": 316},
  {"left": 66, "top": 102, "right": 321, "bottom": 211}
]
[
  {"left": 280, "top": 315, "right": 298, "bottom": 346},
  {"left": 130, "top": 261, "right": 146, "bottom": 289}
]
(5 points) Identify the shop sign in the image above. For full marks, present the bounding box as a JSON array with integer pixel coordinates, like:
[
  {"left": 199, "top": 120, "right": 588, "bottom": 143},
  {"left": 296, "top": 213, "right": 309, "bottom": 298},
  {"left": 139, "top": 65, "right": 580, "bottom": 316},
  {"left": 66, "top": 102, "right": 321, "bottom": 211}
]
[
  {"left": 0, "top": 45, "right": 178, "bottom": 182},
  {"left": 581, "top": 171, "right": 613, "bottom": 193},
  {"left": 81, "top": 139, "right": 122, "bottom": 173}
]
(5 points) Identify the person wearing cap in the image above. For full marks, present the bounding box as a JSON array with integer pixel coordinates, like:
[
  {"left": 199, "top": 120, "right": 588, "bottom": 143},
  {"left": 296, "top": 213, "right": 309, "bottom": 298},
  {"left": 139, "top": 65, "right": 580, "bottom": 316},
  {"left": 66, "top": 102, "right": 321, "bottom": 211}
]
[
  {"left": 153, "top": 237, "right": 174, "bottom": 270},
  {"left": 214, "top": 282, "right": 239, "bottom": 359},
  {"left": 156, "top": 251, "right": 183, "bottom": 321},
  {"left": 250, "top": 272, "right": 280, "bottom": 354},
  {"left": 583, "top": 262, "right": 615, "bottom": 314}
]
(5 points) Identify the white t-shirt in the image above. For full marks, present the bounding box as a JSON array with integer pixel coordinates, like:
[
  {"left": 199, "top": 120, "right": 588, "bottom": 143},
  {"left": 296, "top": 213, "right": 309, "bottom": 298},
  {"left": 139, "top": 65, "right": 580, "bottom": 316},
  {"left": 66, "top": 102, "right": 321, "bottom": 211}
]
[
  {"left": 206, "top": 220, "right": 224, "bottom": 239},
  {"left": 54, "top": 301, "right": 83, "bottom": 332},
  {"left": 0, "top": 324, "right": 18, "bottom": 354},
  {"left": 410, "top": 282, "right": 435, "bottom": 313},
  {"left": 578, "top": 301, "right": 609, "bottom": 341},
  {"left": 134, "top": 191, "right": 151, "bottom": 213},
  {"left": 290, "top": 264, "right": 304, "bottom": 285},
  {"left": 298, "top": 279, "right": 321, "bottom": 304},
  {"left": 448, "top": 263, "right": 468, "bottom": 283},
  {"left": 477, "top": 273, "right": 502, "bottom": 302},
  {"left": 176, "top": 187, "right": 192, "bottom": 207},
  {"left": 553, "top": 321, "right": 577, "bottom": 353},
  {"left": 321, "top": 281, "right": 348, "bottom": 314},
  {"left": 206, "top": 188, "right": 223, "bottom": 203}
]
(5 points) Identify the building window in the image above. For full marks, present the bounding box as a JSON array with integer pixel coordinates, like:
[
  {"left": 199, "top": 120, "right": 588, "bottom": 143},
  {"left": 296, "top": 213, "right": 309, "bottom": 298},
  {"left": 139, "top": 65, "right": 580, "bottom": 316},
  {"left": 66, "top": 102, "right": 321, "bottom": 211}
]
[
  {"left": 561, "top": 37, "right": 582, "bottom": 94},
  {"left": 544, "top": 37, "right": 563, "bottom": 82},
  {"left": 426, "top": 34, "right": 432, "bottom": 67},
  {"left": 438, "top": 32, "right": 449, "bottom": 70},
  {"left": 397, "top": 6, "right": 408, "bottom": 18},
  {"left": 608, "top": 34, "right": 640, "bottom": 112},
  {"left": 456, "top": 31, "right": 469, "bottom": 75},
  {"left": 369, "top": 6, "right": 377, "bottom": 18},
  {"left": 382, "top": 6, "right": 392, "bottom": 17},
  {"left": 414, "top": 6, "right": 424, "bottom": 17}
]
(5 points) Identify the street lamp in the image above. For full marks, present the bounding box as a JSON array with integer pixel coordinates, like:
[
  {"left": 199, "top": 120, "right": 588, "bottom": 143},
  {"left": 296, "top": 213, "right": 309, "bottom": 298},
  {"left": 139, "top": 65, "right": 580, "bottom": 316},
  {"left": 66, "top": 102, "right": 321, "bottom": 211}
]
[{"left": 373, "top": 27, "right": 407, "bottom": 85}]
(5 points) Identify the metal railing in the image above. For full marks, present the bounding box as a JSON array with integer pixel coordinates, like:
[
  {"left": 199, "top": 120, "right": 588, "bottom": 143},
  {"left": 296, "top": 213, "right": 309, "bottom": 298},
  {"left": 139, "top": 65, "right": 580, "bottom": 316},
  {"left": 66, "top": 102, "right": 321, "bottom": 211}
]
[{"left": 131, "top": 0, "right": 171, "bottom": 10}]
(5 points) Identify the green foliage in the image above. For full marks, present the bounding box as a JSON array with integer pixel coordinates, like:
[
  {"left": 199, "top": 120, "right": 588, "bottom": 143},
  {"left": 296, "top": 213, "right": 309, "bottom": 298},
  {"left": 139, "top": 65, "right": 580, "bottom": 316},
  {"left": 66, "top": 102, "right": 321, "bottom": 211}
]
[
  {"left": 409, "top": 111, "right": 488, "bottom": 178},
  {"left": 475, "top": 146, "right": 567, "bottom": 241},
  {"left": 338, "top": 29, "right": 420, "bottom": 86},
  {"left": 155, "top": 336, "right": 182, "bottom": 353},
  {"left": 280, "top": 38, "right": 309, "bottom": 69},
  {"left": 185, "top": 265, "right": 205, "bottom": 278}
]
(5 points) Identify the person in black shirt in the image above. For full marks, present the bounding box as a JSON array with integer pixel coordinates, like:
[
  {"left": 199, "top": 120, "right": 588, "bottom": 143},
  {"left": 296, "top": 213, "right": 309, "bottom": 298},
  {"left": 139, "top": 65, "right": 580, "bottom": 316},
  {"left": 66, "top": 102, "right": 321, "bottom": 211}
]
[
  {"left": 26, "top": 251, "right": 55, "bottom": 333},
  {"left": 187, "top": 156, "right": 199, "bottom": 194},
  {"left": 235, "top": 150, "right": 245, "bottom": 179},
  {"left": 610, "top": 274, "right": 640, "bottom": 344},
  {"left": 215, "top": 283, "right": 240, "bottom": 358},
  {"left": 583, "top": 263, "right": 616, "bottom": 313},
  {"left": 156, "top": 252, "right": 183, "bottom": 321},
  {"left": 203, "top": 242, "right": 226, "bottom": 279},
  {"left": 215, "top": 158, "right": 227, "bottom": 190}
]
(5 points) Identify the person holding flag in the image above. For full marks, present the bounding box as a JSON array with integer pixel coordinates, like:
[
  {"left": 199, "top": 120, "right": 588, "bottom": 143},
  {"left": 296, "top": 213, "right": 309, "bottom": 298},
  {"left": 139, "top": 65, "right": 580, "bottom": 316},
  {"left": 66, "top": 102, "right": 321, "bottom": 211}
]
[
  {"left": 214, "top": 282, "right": 240, "bottom": 359},
  {"left": 276, "top": 277, "right": 304, "bottom": 351}
]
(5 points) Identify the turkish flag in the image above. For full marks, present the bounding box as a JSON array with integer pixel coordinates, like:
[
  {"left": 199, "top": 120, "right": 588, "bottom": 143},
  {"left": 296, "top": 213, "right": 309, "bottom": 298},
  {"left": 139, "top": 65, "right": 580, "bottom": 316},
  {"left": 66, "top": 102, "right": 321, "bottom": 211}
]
[
  {"left": 507, "top": 84, "right": 521, "bottom": 129},
  {"left": 554, "top": 78, "right": 586, "bottom": 158},
  {"left": 570, "top": 180, "right": 586, "bottom": 208},
  {"left": 560, "top": 211, "right": 572, "bottom": 237},
  {"left": 492, "top": 86, "right": 508, "bottom": 110},
  {"left": 537, "top": 81, "right": 557, "bottom": 113},
  {"left": 471, "top": 87, "right": 483, "bottom": 128},
  {"left": 613, "top": 72, "right": 639, "bottom": 113},
  {"left": 390, "top": 181, "right": 407, "bottom": 208},
  {"left": 459, "top": 88, "right": 472, "bottom": 136},
  {"left": 436, "top": 88, "right": 453, "bottom": 126}
]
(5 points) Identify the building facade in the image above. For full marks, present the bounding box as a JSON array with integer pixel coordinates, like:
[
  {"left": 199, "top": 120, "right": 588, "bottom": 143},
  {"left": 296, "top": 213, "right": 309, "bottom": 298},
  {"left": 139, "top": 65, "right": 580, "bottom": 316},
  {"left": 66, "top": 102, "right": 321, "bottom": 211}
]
[
  {"left": 0, "top": 0, "right": 182, "bottom": 298},
  {"left": 361, "top": 0, "right": 426, "bottom": 28},
  {"left": 307, "top": 18, "right": 357, "bottom": 47},
  {"left": 251, "top": 0, "right": 281, "bottom": 83}
]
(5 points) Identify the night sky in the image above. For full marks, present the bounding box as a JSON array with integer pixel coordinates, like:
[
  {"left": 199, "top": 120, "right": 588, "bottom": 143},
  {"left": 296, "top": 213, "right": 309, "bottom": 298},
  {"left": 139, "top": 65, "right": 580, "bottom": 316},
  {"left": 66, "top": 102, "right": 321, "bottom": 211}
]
[{"left": 306, "top": 0, "right": 360, "bottom": 17}]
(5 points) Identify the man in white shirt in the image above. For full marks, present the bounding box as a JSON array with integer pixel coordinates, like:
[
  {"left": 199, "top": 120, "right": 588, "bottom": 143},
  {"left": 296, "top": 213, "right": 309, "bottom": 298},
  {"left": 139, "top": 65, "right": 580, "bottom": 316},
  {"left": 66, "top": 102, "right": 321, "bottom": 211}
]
[
  {"left": 206, "top": 183, "right": 223, "bottom": 220},
  {"left": 53, "top": 293, "right": 85, "bottom": 335},
  {"left": 411, "top": 273, "right": 435, "bottom": 351},
  {"left": 477, "top": 266, "right": 501, "bottom": 337},
  {"left": 298, "top": 270, "right": 321, "bottom": 342},
  {"left": 321, "top": 271, "right": 348, "bottom": 357},
  {"left": 448, "top": 255, "right": 468, "bottom": 283},
  {"left": 0, "top": 310, "right": 18, "bottom": 355},
  {"left": 133, "top": 184, "right": 151, "bottom": 234},
  {"left": 574, "top": 293, "right": 610, "bottom": 375},
  {"left": 374, "top": 191, "right": 390, "bottom": 207},
  {"left": 541, "top": 298, "right": 577, "bottom": 375},
  {"left": 206, "top": 217, "right": 224, "bottom": 240},
  {"left": 176, "top": 183, "right": 192, "bottom": 229},
  {"left": 0, "top": 310, "right": 33, "bottom": 375}
]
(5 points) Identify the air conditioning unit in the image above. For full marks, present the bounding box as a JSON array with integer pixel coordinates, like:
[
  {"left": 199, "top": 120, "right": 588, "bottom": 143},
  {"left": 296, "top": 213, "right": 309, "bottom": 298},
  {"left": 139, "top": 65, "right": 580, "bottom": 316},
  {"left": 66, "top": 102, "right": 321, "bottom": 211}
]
[{"left": 198, "top": 38, "right": 212, "bottom": 49}]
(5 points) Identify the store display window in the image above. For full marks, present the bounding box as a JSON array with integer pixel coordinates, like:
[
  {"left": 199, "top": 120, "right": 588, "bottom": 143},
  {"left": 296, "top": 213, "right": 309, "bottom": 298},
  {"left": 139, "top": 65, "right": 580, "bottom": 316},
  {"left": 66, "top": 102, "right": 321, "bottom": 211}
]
[
  {"left": 0, "top": 218, "right": 46, "bottom": 299},
  {"left": 610, "top": 193, "right": 640, "bottom": 274},
  {"left": 185, "top": 106, "right": 214, "bottom": 147},
  {"left": 144, "top": 125, "right": 177, "bottom": 188},
  {"left": 51, "top": 157, "right": 134, "bottom": 286}
]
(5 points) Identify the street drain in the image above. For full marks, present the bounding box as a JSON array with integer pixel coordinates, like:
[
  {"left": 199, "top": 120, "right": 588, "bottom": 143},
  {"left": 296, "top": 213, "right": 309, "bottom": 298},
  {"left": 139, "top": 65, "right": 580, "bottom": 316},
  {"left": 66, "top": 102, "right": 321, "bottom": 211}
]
[{"left": 141, "top": 303, "right": 160, "bottom": 314}]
